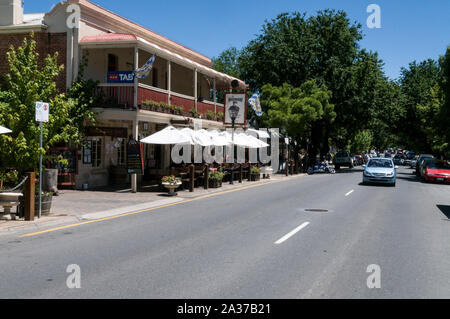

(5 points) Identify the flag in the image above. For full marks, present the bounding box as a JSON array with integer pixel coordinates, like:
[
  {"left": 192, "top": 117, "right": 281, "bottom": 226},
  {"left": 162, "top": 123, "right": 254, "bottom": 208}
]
[
  {"left": 248, "top": 92, "right": 262, "bottom": 117},
  {"left": 134, "top": 53, "right": 156, "bottom": 79}
]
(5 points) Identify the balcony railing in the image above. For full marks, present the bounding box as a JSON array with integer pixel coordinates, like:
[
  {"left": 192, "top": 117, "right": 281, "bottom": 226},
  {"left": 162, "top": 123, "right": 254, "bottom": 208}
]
[
  {"left": 95, "top": 84, "right": 134, "bottom": 108},
  {"left": 95, "top": 83, "right": 225, "bottom": 121}
]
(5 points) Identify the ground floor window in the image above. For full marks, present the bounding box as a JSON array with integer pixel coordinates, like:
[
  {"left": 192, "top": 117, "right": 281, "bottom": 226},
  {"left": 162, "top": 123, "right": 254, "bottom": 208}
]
[{"left": 91, "top": 138, "right": 103, "bottom": 168}]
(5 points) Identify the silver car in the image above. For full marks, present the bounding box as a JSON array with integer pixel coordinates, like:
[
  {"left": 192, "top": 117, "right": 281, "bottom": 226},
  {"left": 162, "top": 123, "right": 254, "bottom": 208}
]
[{"left": 362, "top": 158, "right": 398, "bottom": 186}]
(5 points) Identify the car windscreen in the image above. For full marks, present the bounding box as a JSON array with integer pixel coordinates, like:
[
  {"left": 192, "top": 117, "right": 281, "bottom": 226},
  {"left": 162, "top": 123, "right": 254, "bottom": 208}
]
[
  {"left": 336, "top": 152, "right": 348, "bottom": 157},
  {"left": 427, "top": 161, "right": 450, "bottom": 169},
  {"left": 368, "top": 159, "right": 393, "bottom": 168}
]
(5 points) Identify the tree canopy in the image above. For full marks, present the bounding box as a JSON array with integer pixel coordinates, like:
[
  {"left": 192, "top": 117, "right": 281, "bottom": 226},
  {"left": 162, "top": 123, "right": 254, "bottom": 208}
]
[
  {"left": 0, "top": 34, "right": 95, "bottom": 172},
  {"left": 213, "top": 9, "right": 450, "bottom": 159}
]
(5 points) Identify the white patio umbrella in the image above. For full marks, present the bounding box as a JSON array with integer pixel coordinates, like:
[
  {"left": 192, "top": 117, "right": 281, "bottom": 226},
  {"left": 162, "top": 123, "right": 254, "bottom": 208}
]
[
  {"left": 204, "top": 130, "right": 230, "bottom": 146},
  {"left": 245, "top": 133, "right": 269, "bottom": 148},
  {"left": 140, "top": 126, "right": 191, "bottom": 145},
  {"left": 179, "top": 128, "right": 214, "bottom": 147},
  {"left": 0, "top": 125, "right": 12, "bottom": 134},
  {"left": 234, "top": 133, "right": 261, "bottom": 148},
  {"left": 247, "top": 128, "right": 270, "bottom": 139}
]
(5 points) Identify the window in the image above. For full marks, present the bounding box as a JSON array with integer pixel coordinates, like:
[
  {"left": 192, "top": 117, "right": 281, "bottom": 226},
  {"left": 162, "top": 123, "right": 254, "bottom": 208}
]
[
  {"left": 117, "top": 139, "right": 126, "bottom": 165},
  {"left": 83, "top": 140, "right": 92, "bottom": 164},
  {"left": 91, "top": 139, "right": 102, "bottom": 168},
  {"left": 108, "top": 54, "right": 118, "bottom": 72}
]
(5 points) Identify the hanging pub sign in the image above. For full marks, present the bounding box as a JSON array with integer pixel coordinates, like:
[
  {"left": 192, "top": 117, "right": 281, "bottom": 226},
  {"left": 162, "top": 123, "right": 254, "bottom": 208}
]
[
  {"left": 107, "top": 71, "right": 135, "bottom": 84},
  {"left": 126, "top": 138, "right": 144, "bottom": 175},
  {"left": 224, "top": 93, "right": 246, "bottom": 125}
]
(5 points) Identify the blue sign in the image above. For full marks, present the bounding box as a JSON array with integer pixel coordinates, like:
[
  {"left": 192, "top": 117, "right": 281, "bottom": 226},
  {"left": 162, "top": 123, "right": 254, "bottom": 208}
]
[{"left": 107, "top": 71, "right": 135, "bottom": 84}]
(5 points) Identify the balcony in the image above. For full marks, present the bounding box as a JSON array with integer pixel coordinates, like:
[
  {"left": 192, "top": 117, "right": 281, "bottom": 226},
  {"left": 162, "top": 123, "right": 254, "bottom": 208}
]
[{"left": 95, "top": 83, "right": 225, "bottom": 121}]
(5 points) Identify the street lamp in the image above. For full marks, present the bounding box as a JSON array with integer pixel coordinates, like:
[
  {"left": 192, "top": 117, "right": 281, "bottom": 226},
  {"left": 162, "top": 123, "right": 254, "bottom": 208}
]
[{"left": 228, "top": 101, "right": 240, "bottom": 184}]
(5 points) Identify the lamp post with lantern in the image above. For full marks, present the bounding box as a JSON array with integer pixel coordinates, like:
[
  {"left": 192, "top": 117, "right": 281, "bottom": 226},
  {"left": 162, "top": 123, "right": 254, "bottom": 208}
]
[{"left": 228, "top": 101, "right": 239, "bottom": 184}]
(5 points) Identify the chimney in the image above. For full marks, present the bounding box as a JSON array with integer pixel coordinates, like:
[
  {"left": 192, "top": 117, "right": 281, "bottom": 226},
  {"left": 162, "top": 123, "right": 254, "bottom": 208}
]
[{"left": 0, "top": 0, "right": 24, "bottom": 26}]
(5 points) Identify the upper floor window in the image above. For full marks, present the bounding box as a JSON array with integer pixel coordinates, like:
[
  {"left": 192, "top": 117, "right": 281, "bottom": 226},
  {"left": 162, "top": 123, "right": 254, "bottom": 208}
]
[{"left": 108, "top": 54, "right": 118, "bottom": 72}]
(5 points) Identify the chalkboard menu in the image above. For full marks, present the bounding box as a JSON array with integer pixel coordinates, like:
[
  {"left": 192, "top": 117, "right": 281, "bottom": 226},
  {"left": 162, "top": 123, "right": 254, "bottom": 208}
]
[
  {"left": 127, "top": 139, "right": 144, "bottom": 175},
  {"left": 48, "top": 148, "right": 78, "bottom": 174}
]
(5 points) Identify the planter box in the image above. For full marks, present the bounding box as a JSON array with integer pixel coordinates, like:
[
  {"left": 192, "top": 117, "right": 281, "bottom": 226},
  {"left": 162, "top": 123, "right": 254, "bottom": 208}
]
[
  {"left": 250, "top": 173, "right": 260, "bottom": 182},
  {"left": 208, "top": 179, "right": 222, "bottom": 188},
  {"left": 162, "top": 182, "right": 182, "bottom": 196}
]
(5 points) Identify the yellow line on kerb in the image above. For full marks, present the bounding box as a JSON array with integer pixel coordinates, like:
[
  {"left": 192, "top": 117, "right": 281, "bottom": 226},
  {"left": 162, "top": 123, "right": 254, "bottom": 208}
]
[{"left": 20, "top": 177, "right": 300, "bottom": 238}]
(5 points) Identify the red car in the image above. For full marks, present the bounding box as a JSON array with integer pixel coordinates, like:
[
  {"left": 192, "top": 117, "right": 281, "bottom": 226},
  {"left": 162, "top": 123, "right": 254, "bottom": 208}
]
[{"left": 422, "top": 160, "right": 450, "bottom": 183}]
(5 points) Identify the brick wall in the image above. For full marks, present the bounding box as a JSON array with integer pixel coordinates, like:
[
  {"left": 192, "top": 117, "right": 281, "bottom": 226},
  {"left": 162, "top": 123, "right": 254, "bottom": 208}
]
[{"left": 0, "top": 31, "right": 67, "bottom": 91}]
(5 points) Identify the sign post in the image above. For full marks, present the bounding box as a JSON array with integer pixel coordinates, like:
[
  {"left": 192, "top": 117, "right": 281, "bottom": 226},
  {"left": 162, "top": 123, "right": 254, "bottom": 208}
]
[{"left": 35, "top": 101, "right": 49, "bottom": 219}]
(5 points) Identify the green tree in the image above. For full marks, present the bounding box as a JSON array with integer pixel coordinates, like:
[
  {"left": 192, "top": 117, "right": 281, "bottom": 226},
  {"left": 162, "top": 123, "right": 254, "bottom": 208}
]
[
  {"left": 0, "top": 34, "right": 95, "bottom": 172},
  {"left": 416, "top": 84, "right": 447, "bottom": 156},
  {"left": 233, "top": 10, "right": 389, "bottom": 154},
  {"left": 349, "top": 130, "right": 373, "bottom": 154},
  {"left": 212, "top": 46, "right": 242, "bottom": 79},
  {"left": 398, "top": 59, "right": 441, "bottom": 151},
  {"left": 262, "top": 80, "right": 335, "bottom": 167},
  {"left": 437, "top": 46, "right": 450, "bottom": 157}
]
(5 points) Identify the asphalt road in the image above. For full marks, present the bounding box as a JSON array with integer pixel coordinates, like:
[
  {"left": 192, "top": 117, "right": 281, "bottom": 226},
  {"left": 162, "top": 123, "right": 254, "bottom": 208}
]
[{"left": 1, "top": 167, "right": 450, "bottom": 299}]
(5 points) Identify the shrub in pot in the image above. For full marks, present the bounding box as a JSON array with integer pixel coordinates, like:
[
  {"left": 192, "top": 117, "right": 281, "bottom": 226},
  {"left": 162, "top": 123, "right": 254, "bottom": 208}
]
[
  {"left": 209, "top": 170, "right": 224, "bottom": 188},
  {"left": 250, "top": 166, "right": 261, "bottom": 181}
]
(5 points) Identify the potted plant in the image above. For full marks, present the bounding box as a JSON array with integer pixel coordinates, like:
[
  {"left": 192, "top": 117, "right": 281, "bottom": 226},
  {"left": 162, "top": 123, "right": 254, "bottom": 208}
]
[
  {"left": 174, "top": 106, "right": 183, "bottom": 115},
  {"left": 161, "top": 175, "right": 182, "bottom": 196},
  {"left": 205, "top": 110, "right": 216, "bottom": 121},
  {"left": 249, "top": 166, "right": 261, "bottom": 181},
  {"left": 209, "top": 170, "right": 224, "bottom": 188},
  {"left": 189, "top": 108, "right": 199, "bottom": 118}
]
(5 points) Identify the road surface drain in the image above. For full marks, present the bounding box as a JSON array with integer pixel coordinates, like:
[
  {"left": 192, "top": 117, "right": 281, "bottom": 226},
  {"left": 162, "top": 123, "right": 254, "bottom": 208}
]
[{"left": 304, "top": 209, "right": 329, "bottom": 213}]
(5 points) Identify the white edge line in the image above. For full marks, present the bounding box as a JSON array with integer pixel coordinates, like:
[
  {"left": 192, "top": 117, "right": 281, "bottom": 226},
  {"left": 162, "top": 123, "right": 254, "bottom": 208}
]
[
  {"left": 345, "top": 190, "right": 354, "bottom": 196},
  {"left": 274, "top": 222, "right": 310, "bottom": 245}
]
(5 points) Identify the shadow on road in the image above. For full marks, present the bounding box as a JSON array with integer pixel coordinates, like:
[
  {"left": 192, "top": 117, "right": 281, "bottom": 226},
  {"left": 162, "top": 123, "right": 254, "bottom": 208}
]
[
  {"left": 437, "top": 205, "right": 450, "bottom": 220},
  {"left": 358, "top": 182, "right": 395, "bottom": 187},
  {"left": 396, "top": 175, "right": 422, "bottom": 183},
  {"left": 335, "top": 168, "right": 364, "bottom": 174}
]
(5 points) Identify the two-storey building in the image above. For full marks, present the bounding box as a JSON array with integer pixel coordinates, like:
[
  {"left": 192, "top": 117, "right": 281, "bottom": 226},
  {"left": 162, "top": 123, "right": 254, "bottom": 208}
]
[{"left": 0, "top": 0, "right": 246, "bottom": 189}]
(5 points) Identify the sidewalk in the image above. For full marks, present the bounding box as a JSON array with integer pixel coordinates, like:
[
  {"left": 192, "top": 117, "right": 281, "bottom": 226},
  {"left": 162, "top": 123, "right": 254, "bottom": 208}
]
[{"left": 0, "top": 173, "right": 306, "bottom": 234}]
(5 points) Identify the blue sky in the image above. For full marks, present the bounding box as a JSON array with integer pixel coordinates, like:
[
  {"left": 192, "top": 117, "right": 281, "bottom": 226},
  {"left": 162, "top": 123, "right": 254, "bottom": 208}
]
[{"left": 25, "top": 0, "right": 450, "bottom": 80}]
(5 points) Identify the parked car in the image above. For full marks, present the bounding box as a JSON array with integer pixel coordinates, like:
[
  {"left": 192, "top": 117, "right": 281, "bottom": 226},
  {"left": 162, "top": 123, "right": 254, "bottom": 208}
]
[
  {"left": 393, "top": 153, "right": 406, "bottom": 166},
  {"left": 362, "top": 158, "right": 398, "bottom": 186},
  {"left": 363, "top": 154, "right": 370, "bottom": 163},
  {"left": 333, "top": 150, "right": 354, "bottom": 170},
  {"left": 353, "top": 154, "right": 364, "bottom": 166},
  {"left": 420, "top": 159, "right": 450, "bottom": 183},
  {"left": 410, "top": 156, "right": 419, "bottom": 169},
  {"left": 416, "top": 154, "right": 434, "bottom": 175},
  {"left": 404, "top": 151, "right": 416, "bottom": 166}
]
